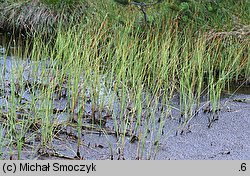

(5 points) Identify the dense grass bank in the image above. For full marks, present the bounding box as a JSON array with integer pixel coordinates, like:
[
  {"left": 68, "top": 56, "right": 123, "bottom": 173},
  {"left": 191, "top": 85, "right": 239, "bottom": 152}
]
[
  {"left": 0, "top": 0, "right": 89, "bottom": 35},
  {"left": 1, "top": 0, "right": 250, "bottom": 34},
  {"left": 0, "top": 0, "right": 249, "bottom": 159}
]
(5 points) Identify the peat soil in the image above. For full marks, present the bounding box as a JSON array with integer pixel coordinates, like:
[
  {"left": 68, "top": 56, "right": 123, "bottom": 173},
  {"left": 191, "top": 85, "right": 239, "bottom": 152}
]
[{"left": 0, "top": 38, "right": 250, "bottom": 160}]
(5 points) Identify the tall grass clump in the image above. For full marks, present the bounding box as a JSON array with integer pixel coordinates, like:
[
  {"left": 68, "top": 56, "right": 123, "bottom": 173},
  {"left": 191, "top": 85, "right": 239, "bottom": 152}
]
[
  {"left": 0, "top": 0, "right": 89, "bottom": 36},
  {"left": 0, "top": 0, "right": 249, "bottom": 159}
]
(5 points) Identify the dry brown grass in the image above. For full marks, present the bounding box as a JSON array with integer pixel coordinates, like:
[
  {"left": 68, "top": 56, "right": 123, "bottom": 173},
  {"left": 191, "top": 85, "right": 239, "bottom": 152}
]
[
  {"left": 206, "top": 24, "right": 250, "bottom": 41},
  {"left": 0, "top": 0, "right": 88, "bottom": 35}
]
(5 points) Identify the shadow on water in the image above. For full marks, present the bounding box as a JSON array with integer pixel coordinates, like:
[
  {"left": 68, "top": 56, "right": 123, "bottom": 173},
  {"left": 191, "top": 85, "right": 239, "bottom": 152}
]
[
  {"left": 0, "top": 33, "right": 250, "bottom": 160},
  {"left": 223, "top": 83, "right": 250, "bottom": 95}
]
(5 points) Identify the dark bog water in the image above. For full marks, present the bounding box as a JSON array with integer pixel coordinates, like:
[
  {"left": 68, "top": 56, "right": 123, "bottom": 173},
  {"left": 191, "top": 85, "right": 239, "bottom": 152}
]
[{"left": 0, "top": 33, "right": 250, "bottom": 160}]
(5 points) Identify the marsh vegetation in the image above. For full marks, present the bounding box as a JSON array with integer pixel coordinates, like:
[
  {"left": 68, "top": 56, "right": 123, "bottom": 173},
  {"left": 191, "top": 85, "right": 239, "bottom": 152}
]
[{"left": 0, "top": 0, "right": 249, "bottom": 159}]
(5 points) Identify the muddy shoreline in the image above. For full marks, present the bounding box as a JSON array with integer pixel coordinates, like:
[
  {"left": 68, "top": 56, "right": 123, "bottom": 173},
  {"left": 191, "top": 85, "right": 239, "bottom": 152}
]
[
  {"left": 1, "top": 43, "right": 250, "bottom": 160},
  {"left": 1, "top": 93, "right": 249, "bottom": 160}
]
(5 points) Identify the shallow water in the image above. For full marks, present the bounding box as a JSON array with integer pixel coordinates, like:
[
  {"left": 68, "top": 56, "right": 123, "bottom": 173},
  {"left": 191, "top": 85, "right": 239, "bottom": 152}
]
[{"left": 0, "top": 34, "right": 250, "bottom": 160}]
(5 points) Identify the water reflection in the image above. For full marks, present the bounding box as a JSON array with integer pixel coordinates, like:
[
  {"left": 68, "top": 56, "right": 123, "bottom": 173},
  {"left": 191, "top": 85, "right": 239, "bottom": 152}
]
[{"left": 1, "top": 32, "right": 249, "bottom": 95}]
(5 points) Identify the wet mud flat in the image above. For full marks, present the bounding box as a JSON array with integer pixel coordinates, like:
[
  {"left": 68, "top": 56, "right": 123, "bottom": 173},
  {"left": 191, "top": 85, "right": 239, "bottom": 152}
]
[
  {"left": 49, "top": 95, "right": 250, "bottom": 160},
  {"left": 1, "top": 44, "right": 250, "bottom": 160},
  {"left": 52, "top": 95, "right": 250, "bottom": 160},
  {"left": 156, "top": 96, "right": 250, "bottom": 160},
  {"left": 1, "top": 89, "right": 249, "bottom": 160}
]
